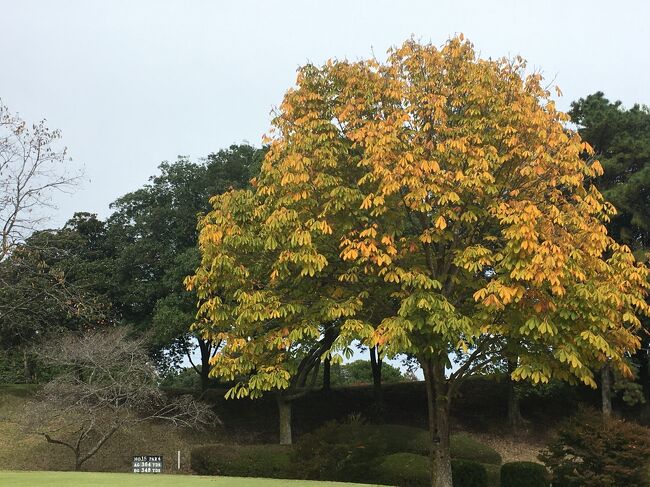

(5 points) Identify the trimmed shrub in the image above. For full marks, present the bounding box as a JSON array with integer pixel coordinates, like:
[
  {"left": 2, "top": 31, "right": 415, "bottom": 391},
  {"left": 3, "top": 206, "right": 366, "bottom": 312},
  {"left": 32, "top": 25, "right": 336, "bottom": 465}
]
[
  {"left": 500, "top": 461, "right": 548, "bottom": 487},
  {"left": 540, "top": 409, "right": 650, "bottom": 487},
  {"left": 450, "top": 433, "right": 502, "bottom": 465},
  {"left": 371, "top": 424, "right": 429, "bottom": 454},
  {"left": 190, "top": 444, "right": 295, "bottom": 478},
  {"left": 371, "top": 454, "right": 490, "bottom": 487},
  {"left": 452, "top": 459, "right": 488, "bottom": 487},
  {"left": 372, "top": 452, "right": 429, "bottom": 487},
  {"left": 483, "top": 463, "right": 501, "bottom": 487},
  {"left": 365, "top": 424, "right": 502, "bottom": 465},
  {"left": 293, "top": 421, "right": 501, "bottom": 484},
  {"left": 293, "top": 420, "right": 386, "bottom": 482}
]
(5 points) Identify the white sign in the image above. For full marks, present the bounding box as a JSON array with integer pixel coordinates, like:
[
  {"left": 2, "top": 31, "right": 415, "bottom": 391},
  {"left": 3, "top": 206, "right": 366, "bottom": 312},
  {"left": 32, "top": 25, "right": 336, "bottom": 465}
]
[{"left": 133, "top": 455, "right": 163, "bottom": 473}]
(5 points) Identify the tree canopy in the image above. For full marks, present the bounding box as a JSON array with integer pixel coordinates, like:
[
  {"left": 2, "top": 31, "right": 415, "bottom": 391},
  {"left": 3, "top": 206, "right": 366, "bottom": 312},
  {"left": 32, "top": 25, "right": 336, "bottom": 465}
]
[
  {"left": 569, "top": 92, "right": 650, "bottom": 252},
  {"left": 189, "top": 36, "right": 650, "bottom": 487},
  {"left": 323, "top": 359, "right": 407, "bottom": 386},
  {"left": 107, "top": 145, "right": 264, "bottom": 329},
  {"left": 0, "top": 102, "right": 81, "bottom": 261},
  {"left": 0, "top": 144, "right": 265, "bottom": 386},
  {"left": 569, "top": 92, "right": 650, "bottom": 400}
]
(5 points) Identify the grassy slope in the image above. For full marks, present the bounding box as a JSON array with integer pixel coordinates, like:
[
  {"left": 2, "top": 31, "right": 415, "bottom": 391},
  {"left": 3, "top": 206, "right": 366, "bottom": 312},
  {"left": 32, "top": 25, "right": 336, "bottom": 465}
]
[
  {"left": 0, "top": 385, "right": 215, "bottom": 473},
  {"left": 0, "top": 471, "right": 377, "bottom": 486}
]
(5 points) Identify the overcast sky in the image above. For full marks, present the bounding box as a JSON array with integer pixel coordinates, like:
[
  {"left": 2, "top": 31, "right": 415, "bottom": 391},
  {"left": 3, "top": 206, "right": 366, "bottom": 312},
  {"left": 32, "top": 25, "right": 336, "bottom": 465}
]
[{"left": 3, "top": 0, "right": 649, "bottom": 228}]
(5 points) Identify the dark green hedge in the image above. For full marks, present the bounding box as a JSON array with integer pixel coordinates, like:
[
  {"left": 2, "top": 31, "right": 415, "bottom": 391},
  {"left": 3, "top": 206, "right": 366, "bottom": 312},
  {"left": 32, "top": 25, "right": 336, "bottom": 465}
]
[
  {"left": 500, "top": 461, "right": 549, "bottom": 487},
  {"left": 370, "top": 454, "right": 489, "bottom": 487},
  {"left": 357, "top": 424, "right": 502, "bottom": 465},
  {"left": 190, "top": 444, "right": 295, "bottom": 478},
  {"left": 452, "top": 459, "right": 488, "bottom": 487},
  {"left": 483, "top": 463, "right": 501, "bottom": 487},
  {"left": 369, "top": 424, "right": 429, "bottom": 454},
  {"left": 291, "top": 422, "right": 501, "bottom": 481},
  {"left": 191, "top": 423, "right": 502, "bottom": 485},
  {"left": 292, "top": 421, "right": 386, "bottom": 482},
  {"left": 372, "top": 452, "right": 430, "bottom": 487},
  {"left": 450, "top": 434, "right": 502, "bottom": 466}
]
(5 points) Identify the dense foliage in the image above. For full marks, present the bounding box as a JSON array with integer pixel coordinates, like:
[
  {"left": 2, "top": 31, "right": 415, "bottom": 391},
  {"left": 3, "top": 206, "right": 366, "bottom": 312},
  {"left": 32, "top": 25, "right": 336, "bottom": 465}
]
[
  {"left": 106, "top": 145, "right": 264, "bottom": 382},
  {"left": 569, "top": 92, "right": 650, "bottom": 251},
  {"left": 539, "top": 409, "right": 650, "bottom": 487},
  {"left": 188, "top": 35, "right": 649, "bottom": 486},
  {"left": 500, "top": 462, "right": 549, "bottom": 487},
  {"left": 3, "top": 34, "right": 650, "bottom": 487},
  {"left": 372, "top": 452, "right": 430, "bottom": 487},
  {"left": 451, "top": 459, "right": 488, "bottom": 487},
  {"left": 320, "top": 359, "right": 406, "bottom": 386},
  {"left": 449, "top": 434, "right": 502, "bottom": 466},
  {"left": 192, "top": 422, "right": 500, "bottom": 485},
  {"left": 293, "top": 421, "right": 501, "bottom": 483},
  {"left": 293, "top": 420, "right": 386, "bottom": 482},
  {"left": 569, "top": 92, "right": 650, "bottom": 400},
  {"left": 0, "top": 144, "right": 265, "bottom": 388},
  {"left": 190, "top": 444, "right": 295, "bottom": 479},
  {"left": 0, "top": 230, "right": 112, "bottom": 382}
]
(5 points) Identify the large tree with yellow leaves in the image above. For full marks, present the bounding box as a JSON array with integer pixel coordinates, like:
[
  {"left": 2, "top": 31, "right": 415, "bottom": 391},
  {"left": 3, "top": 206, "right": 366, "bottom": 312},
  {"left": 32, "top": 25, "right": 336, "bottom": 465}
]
[{"left": 188, "top": 36, "right": 649, "bottom": 487}]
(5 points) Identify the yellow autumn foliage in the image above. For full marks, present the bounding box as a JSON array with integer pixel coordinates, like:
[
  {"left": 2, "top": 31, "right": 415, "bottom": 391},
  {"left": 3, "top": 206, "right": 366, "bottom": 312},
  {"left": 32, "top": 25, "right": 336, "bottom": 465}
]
[{"left": 187, "top": 37, "right": 649, "bottom": 433}]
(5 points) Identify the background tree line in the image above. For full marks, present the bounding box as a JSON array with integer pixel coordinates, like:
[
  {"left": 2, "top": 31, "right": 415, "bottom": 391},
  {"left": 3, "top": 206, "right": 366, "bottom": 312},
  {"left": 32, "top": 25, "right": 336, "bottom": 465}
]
[{"left": 0, "top": 141, "right": 265, "bottom": 389}]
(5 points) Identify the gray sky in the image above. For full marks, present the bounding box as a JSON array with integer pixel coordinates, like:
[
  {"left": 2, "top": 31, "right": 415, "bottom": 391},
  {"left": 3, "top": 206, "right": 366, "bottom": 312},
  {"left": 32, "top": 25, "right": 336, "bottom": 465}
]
[{"left": 3, "top": 0, "right": 649, "bottom": 228}]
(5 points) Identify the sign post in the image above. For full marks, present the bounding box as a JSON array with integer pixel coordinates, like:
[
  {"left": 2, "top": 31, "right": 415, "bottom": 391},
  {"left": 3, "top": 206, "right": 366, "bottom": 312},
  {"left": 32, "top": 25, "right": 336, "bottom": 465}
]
[{"left": 132, "top": 455, "right": 163, "bottom": 473}]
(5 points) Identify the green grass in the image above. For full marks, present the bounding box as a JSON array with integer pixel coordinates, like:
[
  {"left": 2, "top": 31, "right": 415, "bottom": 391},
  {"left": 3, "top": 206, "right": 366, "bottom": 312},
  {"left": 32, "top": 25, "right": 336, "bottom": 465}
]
[{"left": 0, "top": 471, "right": 380, "bottom": 486}]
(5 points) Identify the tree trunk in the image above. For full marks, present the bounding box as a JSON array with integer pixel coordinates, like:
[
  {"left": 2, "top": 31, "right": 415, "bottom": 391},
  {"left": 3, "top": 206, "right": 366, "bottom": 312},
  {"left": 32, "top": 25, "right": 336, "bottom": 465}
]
[
  {"left": 601, "top": 362, "right": 612, "bottom": 418},
  {"left": 23, "top": 349, "right": 32, "bottom": 384},
  {"left": 506, "top": 359, "right": 524, "bottom": 434},
  {"left": 198, "top": 339, "right": 211, "bottom": 392},
  {"left": 277, "top": 396, "right": 293, "bottom": 445},
  {"left": 647, "top": 343, "right": 650, "bottom": 402},
  {"left": 370, "top": 346, "right": 385, "bottom": 421},
  {"left": 322, "top": 356, "right": 331, "bottom": 391},
  {"left": 421, "top": 356, "right": 453, "bottom": 487},
  {"left": 370, "top": 346, "right": 383, "bottom": 397},
  {"left": 638, "top": 338, "right": 650, "bottom": 401}
]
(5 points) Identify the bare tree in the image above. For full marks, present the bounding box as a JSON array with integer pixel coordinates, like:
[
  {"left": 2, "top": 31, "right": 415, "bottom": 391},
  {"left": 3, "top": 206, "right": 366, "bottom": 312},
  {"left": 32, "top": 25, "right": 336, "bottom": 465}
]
[
  {"left": 0, "top": 101, "right": 81, "bottom": 261},
  {"left": 23, "top": 328, "right": 218, "bottom": 471}
]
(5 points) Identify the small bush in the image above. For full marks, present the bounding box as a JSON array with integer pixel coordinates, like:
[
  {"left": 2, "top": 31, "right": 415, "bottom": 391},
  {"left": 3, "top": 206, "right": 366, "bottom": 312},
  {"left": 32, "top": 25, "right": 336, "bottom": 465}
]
[
  {"left": 365, "top": 424, "right": 502, "bottom": 465},
  {"left": 540, "top": 409, "right": 650, "bottom": 487},
  {"left": 372, "top": 452, "right": 429, "bottom": 487},
  {"left": 190, "top": 444, "right": 295, "bottom": 478},
  {"left": 371, "top": 424, "right": 429, "bottom": 454},
  {"left": 450, "top": 434, "right": 502, "bottom": 465},
  {"left": 500, "top": 461, "right": 548, "bottom": 487},
  {"left": 452, "top": 459, "right": 488, "bottom": 487},
  {"left": 293, "top": 420, "right": 386, "bottom": 481}
]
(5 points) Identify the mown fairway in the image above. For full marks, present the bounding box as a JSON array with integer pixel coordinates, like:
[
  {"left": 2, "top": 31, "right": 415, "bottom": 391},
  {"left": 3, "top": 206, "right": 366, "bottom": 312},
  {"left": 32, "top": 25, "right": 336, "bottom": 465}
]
[{"left": 0, "top": 471, "right": 381, "bottom": 486}]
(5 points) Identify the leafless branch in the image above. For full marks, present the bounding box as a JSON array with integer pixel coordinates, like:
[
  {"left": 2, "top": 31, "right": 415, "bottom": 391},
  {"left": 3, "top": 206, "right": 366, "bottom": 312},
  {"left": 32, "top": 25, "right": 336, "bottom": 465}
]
[
  {"left": 0, "top": 101, "right": 82, "bottom": 261},
  {"left": 22, "top": 328, "right": 219, "bottom": 470}
]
